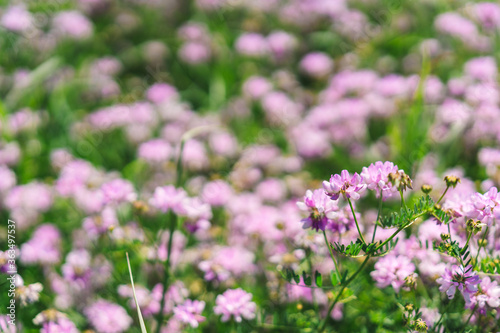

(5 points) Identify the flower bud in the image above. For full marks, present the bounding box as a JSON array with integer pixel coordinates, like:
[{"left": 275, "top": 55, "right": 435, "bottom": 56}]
[
  {"left": 421, "top": 184, "right": 432, "bottom": 194},
  {"left": 440, "top": 233, "right": 450, "bottom": 241},
  {"left": 466, "top": 219, "right": 482, "bottom": 234},
  {"left": 403, "top": 273, "right": 418, "bottom": 291},
  {"left": 413, "top": 318, "right": 428, "bottom": 332},
  {"left": 444, "top": 175, "right": 460, "bottom": 188}
]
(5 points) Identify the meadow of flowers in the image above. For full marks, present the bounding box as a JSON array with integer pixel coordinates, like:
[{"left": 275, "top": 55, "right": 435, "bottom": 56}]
[{"left": 2, "top": 0, "right": 500, "bottom": 332}]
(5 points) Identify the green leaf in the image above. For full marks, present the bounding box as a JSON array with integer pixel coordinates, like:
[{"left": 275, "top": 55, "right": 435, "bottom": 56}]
[
  {"left": 330, "top": 270, "right": 339, "bottom": 286},
  {"left": 315, "top": 271, "right": 323, "bottom": 287},
  {"left": 293, "top": 271, "right": 300, "bottom": 284},
  {"left": 286, "top": 268, "right": 293, "bottom": 283},
  {"left": 302, "top": 271, "right": 311, "bottom": 286},
  {"left": 126, "top": 253, "right": 148, "bottom": 333}
]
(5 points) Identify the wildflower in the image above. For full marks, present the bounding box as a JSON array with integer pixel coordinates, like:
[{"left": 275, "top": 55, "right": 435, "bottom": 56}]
[
  {"left": 296, "top": 189, "right": 336, "bottom": 231},
  {"left": 370, "top": 255, "right": 416, "bottom": 292},
  {"left": 100, "top": 179, "right": 137, "bottom": 205},
  {"left": 85, "top": 300, "right": 132, "bottom": 333},
  {"left": 16, "top": 281, "right": 43, "bottom": 306},
  {"left": 467, "top": 277, "right": 500, "bottom": 315},
  {"left": 463, "top": 187, "right": 500, "bottom": 225},
  {"left": 201, "top": 180, "right": 233, "bottom": 207},
  {"left": 437, "top": 265, "right": 480, "bottom": 304},
  {"left": 214, "top": 289, "right": 257, "bottom": 322},
  {"left": 323, "top": 170, "right": 366, "bottom": 201},
  {"left": 300, "top": 52, "right": 334, "bottom": 78},
  {"left": 360, "top": 161, "right": 400, "bottom": 199},
  {"left": 33, "top": 309, "right": 78, "bottom": 333},
  {"left": 173, "top": 299, "right": 206, "bottom": 328},
  {"left": 138, "top": 139, "right": 172, "bottom": 164},
  {"left": 149, "top": 185, "right": 187, "bottom": 213}
]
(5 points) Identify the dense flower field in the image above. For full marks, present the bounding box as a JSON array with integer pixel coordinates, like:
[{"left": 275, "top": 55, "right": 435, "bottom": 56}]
[{"left": 2, "top": 0, "right": 500, "bottom": 332}]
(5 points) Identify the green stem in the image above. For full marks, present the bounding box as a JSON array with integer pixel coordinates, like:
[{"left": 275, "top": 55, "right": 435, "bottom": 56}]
[
  {"left": 155, "top": 211, "right": 178, "bottom": 333},
  {"left": 155, "top": 139, "right": 186, "bottom": 333},
  {"left": 473, "top": 226, "right": 489, "bottom": 267},
  {"left": 371, "top": 195, "right": 384, "bottom": 243},
  {"left": 323, "top": 230, "right": 341, "bottom": 284},
  {"left": 464, "top": 231, "right": 472, "bottom": 250},
  {"left": 347, "top": 197, "right": 366, "bottom": 245},
  {"left": 436, "top": 185, "right": 450, "bottom": 205},
  {"left": 374, "top": 210, "right": 428, "bottom": 252},
  {"left": 318, "top": 256, "right": 370, "bottom": 333},
  {"left": 461, "top": 305, "right": 477, "bottom": 333},
  {"left": 399, "top": 189, "right": 406, "bottom": 208}
]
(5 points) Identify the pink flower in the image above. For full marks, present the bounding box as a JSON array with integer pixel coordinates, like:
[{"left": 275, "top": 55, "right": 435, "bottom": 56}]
[
  {"left": 100, "top": 179, "right": 137, "bottom": 205},
  {"left": 173, "top": 299, "right": 206, "bottom": 328},
  {"left": 138, "top": 139, "right": 172, "bottom": 163},
  {"left": 235, "top": 33, "right": 269, "bottom": 57},
  {"left": 52, "top": 11, "right": 93, "bottom": 40},
  {"left": 146, "top": 83, "right": 178, "bottom": 104},
  {"left": 370, "top": 255, "right": 416, "bottom": 292},
  {"left": 360, "top": 161, "right": 400, "bottom": 199},
  {"left": 178, "top": 42, "right": 211, "bottom": 64},
  {"left": 467, "top": 276, "right": 500, "bottom": 315},
  {"left": 1, "top": 5, "right": 33, "bottom": 32},
  {"left": 437, "top": 265, "right": 481, "bottom": 304},
  {"left": 149, "top": 185, "right": 187, "bottom": 213},
  {"left": 323, "top": 170, "right": 366, "bottom": 200},
  {"left": 201, "top": 180, "right": 233, "bottom": 206},
  {"left": 296, "top": 189, "right": 337, "bottom": 231},
  {"left": 300, "top": 52, "right": 334, "bottom": 78},
  {"left": 214, "top": 289, "right": 257, "bottom": 322},
  {"left": 85, "top": 300, "right": 132, "bottom": 333}
]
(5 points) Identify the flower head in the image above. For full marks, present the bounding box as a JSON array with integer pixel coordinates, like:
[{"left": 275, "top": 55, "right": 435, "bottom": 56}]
[
  {"left": 360, "top": 161, "right": 400, "bottom": 199},
  {"left": 214, "top": 288, "right": 257, "bottom": 323},
  {"left": 323, "top": 170, "right": 366, "bottom": 201},
  {"left": 437, "top": 265, "right": 481, "bottom": 304},
  {"left": 173, "top": 299, "right": 206, "bottom": 328},
  {"left": 296, "top": 189, "right": 337, "bottom": 231}
]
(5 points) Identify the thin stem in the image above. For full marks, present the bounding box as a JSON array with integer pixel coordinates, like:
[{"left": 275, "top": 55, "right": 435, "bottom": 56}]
[
  {"left": 322, "top": 230, "right": 341, "bottom": 284},
  {"left": 399, "top": 189, "right": 406, "bottom": 208},
  {"left": 432, "top": 298, "right": 454, "bottom": 332},
  {"left": 448, "top": 223, "right": 453, "bottom": 243},
  {"left": 461, "top": 306, "right": 477, "bottom": 333},
  {"left": 374, "top": 210, "right": 428, "bottom": 252},
  {"left": 155, "top": 139, "right": 185, "bottom": 333},
  {"left": 371, "top": 195, "right": 384, "bottom": 243},
  {"left": 464, "top": 231, "right": 472, "bottom": 250},
  {"left": 155, "top": 211, "right": 178, "bottom": 333},
  {"left": 347, "top": 197, "right": 366, "bottom": 244},
  {"left": 474, "top": 226, "right": 489, "bottom": 267},
  {"left": 437, "top": 185, "right": 450, "bottom": 205},
  {"left": 318, "top": 256, "right": 370, "bottom": 333}
]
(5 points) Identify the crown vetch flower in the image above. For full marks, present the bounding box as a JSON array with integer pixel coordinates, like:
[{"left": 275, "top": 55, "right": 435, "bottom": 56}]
[
  {"left": 370, "top": 255, "right": 416, "bottom": 292},
  {"left": 296, "top": 189, "right": 337, "bottom": 231},
  {"left": 360, "top": 161, "right": 400, "bottom": 199},
  {"left": 467, "top": 276, "right": 500, "bottom": 315},
  {"left": 173, "top": 299, "right": 206, "bottom": 328},
  {"left": 214, "top": 288, "right": 257, "bottom": 323},
  {"left": 436, "top": 265, "right": 480, "bottom": 304},
  {"left": 323, "top": 170, "right": 366, "bottom": 201}
]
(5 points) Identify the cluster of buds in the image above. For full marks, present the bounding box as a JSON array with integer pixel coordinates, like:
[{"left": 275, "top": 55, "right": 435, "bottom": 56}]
[
  {"left": 444, "top": 175, "right": 461, "bottom": 188},
  {"left": 403, "top": 273, "right": 418, "bottom": 291},
  {"left": 410, "top": 318, "right": 428, "bottom": 332},
  {"left": 440, "top": 233, "right": 450, "bottom": 241},
  {"left": 388, "top": 170, "right": 413, "bottom": 192},
  {"left": 466, "top": 219, "right": 483, "bottom": 234}
]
